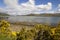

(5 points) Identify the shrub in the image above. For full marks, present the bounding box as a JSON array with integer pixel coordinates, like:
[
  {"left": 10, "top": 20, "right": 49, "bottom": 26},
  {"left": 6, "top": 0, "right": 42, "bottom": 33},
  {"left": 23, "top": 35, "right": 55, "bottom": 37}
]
[{"left": 0, "top": 20, "right": 10, "bottom": 33}]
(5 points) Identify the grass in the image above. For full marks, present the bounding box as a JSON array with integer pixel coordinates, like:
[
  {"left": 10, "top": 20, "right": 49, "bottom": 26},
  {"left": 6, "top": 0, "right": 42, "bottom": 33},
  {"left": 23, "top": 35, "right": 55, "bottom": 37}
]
[{"left": 0, "top": 34, "right": 12, "bottom": 40}]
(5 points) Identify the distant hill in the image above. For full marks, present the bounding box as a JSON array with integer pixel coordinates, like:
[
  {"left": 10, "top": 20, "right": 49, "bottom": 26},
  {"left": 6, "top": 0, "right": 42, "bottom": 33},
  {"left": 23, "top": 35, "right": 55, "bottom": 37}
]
[
  {"left": 25, "top": 13, "right": 60, "bottom": 17},
  {"left": 0, "top": 13, "right": 9, "bottom": 16}
]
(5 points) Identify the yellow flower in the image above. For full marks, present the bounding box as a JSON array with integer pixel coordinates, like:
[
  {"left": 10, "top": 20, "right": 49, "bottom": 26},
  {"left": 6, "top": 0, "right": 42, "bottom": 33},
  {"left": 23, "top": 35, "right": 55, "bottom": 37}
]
[
  {"left": 1, "top": 27, "right": 6, "bottom": 29},
  {"left": 0, "top": 20, "right": 10, "bottom": 28},
  {"left": 16, "top": 32, "right": 19, "bottom": 34},
  {"left": 11, "top": 32, "right": 17, "bottom": 36},
  {"left": 51, "top": 28, "right": 56, "bottom": 35}
]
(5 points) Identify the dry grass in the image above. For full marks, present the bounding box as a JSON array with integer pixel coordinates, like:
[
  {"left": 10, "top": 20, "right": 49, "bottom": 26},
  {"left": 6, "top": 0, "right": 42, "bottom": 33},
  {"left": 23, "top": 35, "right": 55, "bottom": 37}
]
[{"left": 9, "top": 23, "right": 34, "bottom": 32}]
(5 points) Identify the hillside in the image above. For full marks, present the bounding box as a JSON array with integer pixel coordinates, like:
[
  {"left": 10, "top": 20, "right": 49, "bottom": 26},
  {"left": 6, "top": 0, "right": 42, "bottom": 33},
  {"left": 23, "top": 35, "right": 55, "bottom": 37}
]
[
  {"left": 0, "top": 13, "right": 9, "bottom": 16},
  {"left": 25, "top": 13, "right": 60, "bottom": 17}
]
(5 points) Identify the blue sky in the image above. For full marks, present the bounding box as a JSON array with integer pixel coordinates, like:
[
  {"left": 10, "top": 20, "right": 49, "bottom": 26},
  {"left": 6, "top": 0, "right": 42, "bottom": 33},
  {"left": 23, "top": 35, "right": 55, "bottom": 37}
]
[
  {"left": 0, "top": 0, "right": 60, "bottom": 15},
  {"left": 19, "top": 0, "right": 60, "bottom": 11},
  {"left": 0, "top": 0, "right": 60, "bottom": 8}
]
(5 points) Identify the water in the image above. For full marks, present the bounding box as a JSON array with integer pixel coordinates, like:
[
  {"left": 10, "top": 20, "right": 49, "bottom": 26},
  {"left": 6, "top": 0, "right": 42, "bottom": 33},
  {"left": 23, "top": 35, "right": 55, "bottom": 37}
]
[{"left": 7, "top": 16, "right": 60, "bottom": 24}]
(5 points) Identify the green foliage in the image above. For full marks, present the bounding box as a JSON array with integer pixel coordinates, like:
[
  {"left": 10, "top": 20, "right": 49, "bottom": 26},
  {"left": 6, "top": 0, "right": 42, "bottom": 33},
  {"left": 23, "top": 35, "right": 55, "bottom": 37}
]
[{"left": 0, "top": 34, "right": 12, "bottom": 40}]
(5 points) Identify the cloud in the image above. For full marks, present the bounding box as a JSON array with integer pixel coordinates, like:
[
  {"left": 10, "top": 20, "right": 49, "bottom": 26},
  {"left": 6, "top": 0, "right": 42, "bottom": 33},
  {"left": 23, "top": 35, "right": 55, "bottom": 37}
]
[
  {"left": 58, "top": 4, "right": 60, "bottom": 7},
  {"left": 58, "top": 4, "right": 60, "bottom": 12},
  {"left": 0, "top": 8, "right": 6, "bottom": 13},
  {"left": 36, "top": 2, "right": 52, "bottom": 10},
  {"left": 45, "top": 11, "right": 55, "bottom": 13},
  {"left": 4, "top": 0, "right": 18, "bottom": 8},
  {"left": 29, "top": 0, "right": 35, "bottom": 5},
  {"left": 55, "top": 4, "right": 60, "bottom": 13},
  {"left": 4, "top": 0, "right": 52, "bottom": 15}
]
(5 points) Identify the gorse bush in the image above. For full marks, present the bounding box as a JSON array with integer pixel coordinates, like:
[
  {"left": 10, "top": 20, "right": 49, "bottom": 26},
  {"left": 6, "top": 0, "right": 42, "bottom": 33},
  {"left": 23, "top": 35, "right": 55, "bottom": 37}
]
[
  {"left": 0, "top": 20, "right": 10, "bottom": 33},
  {"left": 16, "top": 24, "right": 60, "bottom": 40},
  {"left": 0, "top": 20, "right": 60, "bottom": 40},
  {"left": 0, "top": 20, "right": 15, "bottom": 40},
  {"left": 0, "top": 20, "right": 10, "bottom": 28}
]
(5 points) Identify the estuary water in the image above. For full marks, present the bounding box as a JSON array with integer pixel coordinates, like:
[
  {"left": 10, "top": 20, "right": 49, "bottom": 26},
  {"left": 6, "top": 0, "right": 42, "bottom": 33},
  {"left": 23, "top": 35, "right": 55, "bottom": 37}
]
[{"left": 7, "top": 16, "right": 60, "bottom": 24}]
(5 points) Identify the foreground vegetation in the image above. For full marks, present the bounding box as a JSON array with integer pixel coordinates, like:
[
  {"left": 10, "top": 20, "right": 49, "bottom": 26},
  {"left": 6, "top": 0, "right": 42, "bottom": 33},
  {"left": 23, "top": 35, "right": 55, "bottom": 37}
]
[{"left": 0, "top": 20, "right": 60, "bottom": 40}]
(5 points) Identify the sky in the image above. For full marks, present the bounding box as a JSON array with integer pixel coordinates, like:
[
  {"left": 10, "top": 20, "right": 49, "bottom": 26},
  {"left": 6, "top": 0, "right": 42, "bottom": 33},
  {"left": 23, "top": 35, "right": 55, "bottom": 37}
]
[{"left": 0, "top": 0, "right": 60, "bottom": 15}]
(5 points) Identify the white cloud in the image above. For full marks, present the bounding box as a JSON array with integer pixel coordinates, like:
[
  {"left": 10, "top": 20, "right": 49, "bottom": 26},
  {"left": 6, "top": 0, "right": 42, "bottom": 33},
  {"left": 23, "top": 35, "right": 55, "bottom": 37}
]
[
  {"left": 4, "top": 0, "right": 52, "bottom": 15},
  {"left": 58, "top": 4, "right": 60, "bottom": 7},
  {"left": 0, "top": 8, "right": 6, "bottom": 13},
  {"left": 29, "top": 0, "right": 35, "bottom": 5},
  {"left": 58, "top": 4, "right": 60, "bottom": 12},
  {"left": 36, "top": 2, "right": 52, "bottom": 10},
  {"left": 4, "top": 0, "right": 18, "bottom": 8},
  {"left": 56, "top": 4, "right": 60, "bottom": 13},
  {"left": 58, "top": 9, "right": 60, "bottom": 11},
  {"left": 45, "top": 11, "right": 55, "bottom": 13}
]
